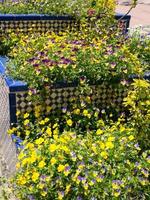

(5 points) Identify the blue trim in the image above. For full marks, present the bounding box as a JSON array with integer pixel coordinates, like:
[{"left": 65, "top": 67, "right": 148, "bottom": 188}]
[
  {"left": 115, "top": 13, "right": 131, "bottom": 20},
  {"left": 0, "top": 14, "right": 75, "bottom": 21},
  {"left": 5, "top": 78, "right": 28, "bottom": 92},
  {"left": 0, "top": 13, "right": 131, "bottom": 21},
  {"left": 9, "top": 93, "right": 17, "bottom": 124}
]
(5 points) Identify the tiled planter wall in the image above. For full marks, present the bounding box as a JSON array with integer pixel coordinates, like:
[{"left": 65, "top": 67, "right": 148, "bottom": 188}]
[
  {"left": 0, "top": 14, "right": 131, "bottom": 35},
  {"left": 0, "top": 13, "right": 131, "bottom": 174},
  {"left": 1, "top": 64, "right": 150, "bottom": 175}
]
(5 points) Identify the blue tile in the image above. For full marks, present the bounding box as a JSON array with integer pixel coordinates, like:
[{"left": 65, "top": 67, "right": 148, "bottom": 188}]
[{"left": 9, "top": 93, "right": 17, "bottom": 124}]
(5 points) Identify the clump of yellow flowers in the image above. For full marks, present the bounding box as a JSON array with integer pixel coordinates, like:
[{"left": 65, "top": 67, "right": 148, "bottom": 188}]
[{"left": 11, "top": 87, "right": 150, "bottom": 199}]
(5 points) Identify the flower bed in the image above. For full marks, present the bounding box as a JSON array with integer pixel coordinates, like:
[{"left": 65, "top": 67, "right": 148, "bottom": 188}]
[{"left": 0, "top": 1, "right": 150, "bottom": 198}]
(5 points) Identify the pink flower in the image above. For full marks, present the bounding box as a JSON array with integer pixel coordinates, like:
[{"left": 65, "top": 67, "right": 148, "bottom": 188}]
[{"left": 87, "top": 8, "right": 96, "bottom": 17}]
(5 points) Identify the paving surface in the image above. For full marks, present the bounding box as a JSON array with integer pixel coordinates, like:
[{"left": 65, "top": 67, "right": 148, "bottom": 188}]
[{"left": 117, "top": 0, "right": 150, "bottom": 27}]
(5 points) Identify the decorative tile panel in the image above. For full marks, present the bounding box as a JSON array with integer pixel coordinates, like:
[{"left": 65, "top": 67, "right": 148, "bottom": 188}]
[{"left": 0, "top": 14, "right": 131, "bottom": 36}]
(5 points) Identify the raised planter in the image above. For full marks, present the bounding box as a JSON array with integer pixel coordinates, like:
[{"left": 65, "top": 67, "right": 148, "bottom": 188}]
[
  {"left": 1, "top": 54, "right": 150, "bottom": 174},
  {"left": 0, "top": 12, "right": 131, "bottom": 174},
  {"left": 0, "top": 13, "right": 131, "bottom": 35}
]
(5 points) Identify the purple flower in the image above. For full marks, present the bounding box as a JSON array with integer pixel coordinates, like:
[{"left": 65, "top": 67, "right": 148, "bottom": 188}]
[
  {"left": 71, "top": 151, "right": 76, "bottom": 157},
  {"left": 29, "top": 88, "right": 37, "bottom": 95},
  {"left": 28, "top": 58, "right": 35, "bottom": 63},
  {"left": 65, "top": 166, "right": 71, "bottom": 171},
  {"left": 77, "top": 176, "right": 83, "bottom": 181},
  {"left": 98, "top": 175, "right": 104, "bottom": 179},
  {"left": 39, "top": 51, "right": 45, "bottom": 56},
  {"left": 77, "top": 196, "right": 82, "bottom": 200},
  {"left": 28, "top": 195, "right": 35, "bottom": 200},
  {"left": 42, "top": 59, "right": 51, "bottom": 63},
  {"left": 112, "top": 180, "right": 123, "bottom": 185},
  {"left": 33, "top": 63, "right": 39, "bottom": 67},
  {"left": 135, "top": 162, "right": 140, "bottom": 167},
  {"left": 72, "top": 47, "right": 79, "bottom": 52},
  {"left": 61, "top": 57, "right": 73, "bottom": 64},
  {"left": 62, "top": 107, "right": 67, "bottom": 113}
]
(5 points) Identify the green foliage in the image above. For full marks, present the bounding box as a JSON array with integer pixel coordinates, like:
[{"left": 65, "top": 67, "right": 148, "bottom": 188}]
[
  {"left": 6, "top": 29, "right": 144, "bottom": 100},
  {"left": 0, "top": 0, "right": 115, "bottom": 18},
  {"left": 0, "top": 177, "right": 14, "bottom": 200},
  {"left": 12, "top": 112, "right": 150, "bottom": 199},
  {"left": 127, "top": 31, "right": 150, "bottom": 69},
  {"left": 8, "top": 82, "right": 150, "bottom": 199},
  {"left": 124, "top": 79, "right": 150, "bottom": 150}
]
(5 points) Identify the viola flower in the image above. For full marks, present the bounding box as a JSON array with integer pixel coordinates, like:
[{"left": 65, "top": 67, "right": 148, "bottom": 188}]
[
  {"left": 87, "top": 8, "right": 96, "bottom": 17},
  {"left": 64, "top": 165, "right": 71, "bottom": 176},
  {"left": 58, "top": 191, "right": 65, "bottom": 200}
]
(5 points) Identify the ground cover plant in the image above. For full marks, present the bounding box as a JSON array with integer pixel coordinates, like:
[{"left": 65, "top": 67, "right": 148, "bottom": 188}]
[
  {"left": 7, "top": 79, "right": 150, "bottom": 199},
  {"left": 0, "top": 0, "right": 115, "bottom": 18},
  {"left": 9, "top": 80, "right": 150, "bottom": 200},
  {"left": 6, "top": 27, "right": 148, "bottom": 103}
]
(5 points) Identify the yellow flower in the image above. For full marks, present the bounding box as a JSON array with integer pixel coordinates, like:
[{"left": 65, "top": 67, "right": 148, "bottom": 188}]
[
  {"left": 16, "top": 110, "right": 20, "bottom": 116},
  {"left": 96, "top": 129, "right": 103, "bottom": 135},
  {"left": 46, "top": 127, "right": 52, "bottom": 136},
  {"left": 92, "top": 144, "right": 97, "bottom": 154},
  {"left": 16, "top": 162, "right": 20, "bottom": 169},
  {"left": 24, "top": 119, "right": 30, "bottom": 126},
  {"left": 18, "top": 176, "right": 27, "bottom": 185},
  {"left": 35, "top": 111, "right": 40, "bottom": 118},
  {"left": 120, "top": 125, "right": 125, "bottom": 132},
  {"left": 46, "top": 106, "right": 52, "bottom": 112},
  {"left": 53, "top": 135, "right": 58, "bottom": 140},
  {"left": 53, "top": 123, "right": 58, "bottom": 129},
  {"left": 44, "top": 118, "right": 49, "bottom": 123},
  {"left": 32, "top": 172, "right": 39, "bottom": 182},
  {"left": 28, "top": 155, "right": 36, "bottom": 164},
  {"left": 58, "top": 191, "right": 64, "bottom": 200},
  {"left": 99, "top": 141, "right": 105, "bottom": 150},
  {"left": 24, "top": 113, "right": 29, "bottom": 119},
  {"left": 39, "top": 120, "right": 45, "bottom": 125},
  {"left": 7, "top": 127, "right": 16, "bottom": 134},
  {"left": 25, "top": 130, "right": 30, "bottom": 136},
  {"left": 105, "top": 141, "right": 114, "bottom": 149},
  {"left": 57, "top": 164, "right": 65, "bottom": 172},
  {"left": 61, "top": 146, "right": 70, "bottom": 154},
  {"left": 83, "top": 183, "right": 88, "bottom": 190},
  {"left": 41, "top": 191, "right": 47, "bottom": 197},
  {"left": 18, "top": 151, "right": 25, "bottom": 160},
  {"left": 66, "top": 119, "right": 73, "bottom": 126},
  {"left": 26, "top": 142, "right": 34, "bottom": 149},
  {"left": 100, "top": 151, "right": 108, "bottom": 159},
  {"left": 83, "top": 109, "right": 88, "bottom": 116},
  {"left": 96, "top": 176, "right": 103, "bottom": 183},
  {"left": 38, "top": 183, "right": 44, "bottom": 189},
  {"left": 128, "top": 135, "right": 134, "bottom": 141},
  {"left": 35, "top": 137, "right": 44, "bottom": 145},
  {"left": 113, "top": 192, "right": 120, "bottom": 197},
  {"left": 38, "top": 160, "right": 46, "bottom": 168},
  {"left": 53, "top": 128, "right": 59, "bottom": 135},
  {"left": 49, "top": 144, "right": 58, "bottom": 153},
  {"left": 50, "top": 157, "right": 57, "bottom": 165},
  {"left": 22, "top": 158, "right": 29, "bottom": 166},
  {"left": 73, "top": 109, "right": 80, "bottom": 115},
  {"left": 65, "top": 184, "right": 71, "bottom": 194},
  {"left": 108, "top": 136, "right": 115, "bottom": 142}
]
